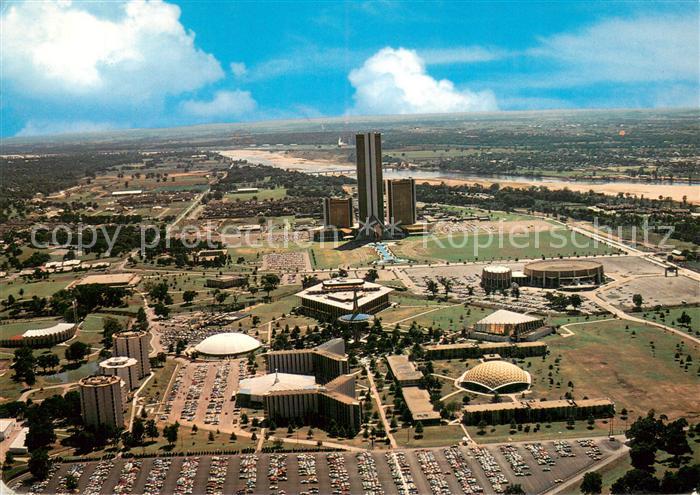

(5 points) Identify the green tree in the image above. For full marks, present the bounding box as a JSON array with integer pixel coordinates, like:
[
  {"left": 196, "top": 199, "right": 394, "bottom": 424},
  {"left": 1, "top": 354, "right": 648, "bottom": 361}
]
[
  {"left": 182, "top": 290, "right": 197, "bottom": 305},
  {"left": 145, "top": 419, "right": 159, "bottom": 440},
  {"left": 581, "top": 472, "right": 602, "bottom": 495},
  {"left": 65, "top": 341, "right": 89, "bottom": 364},
  {"left": 28, "top": 448, "right": 51, "bottom": 481},
  {"left": 261, "top": 274, "right": 280, "bottom": 300},
  {"left": 632, "top": 293, "right": 644, "bottom": 310}
]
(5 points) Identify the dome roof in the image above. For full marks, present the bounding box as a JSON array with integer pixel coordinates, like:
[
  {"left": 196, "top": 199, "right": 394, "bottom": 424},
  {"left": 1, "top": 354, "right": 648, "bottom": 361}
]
[
  {"left": 194, "top": 332, "right": 261, "bottom": 356},
  {"left": 458, "top": 360, "right": 531, "bottom": 393}
]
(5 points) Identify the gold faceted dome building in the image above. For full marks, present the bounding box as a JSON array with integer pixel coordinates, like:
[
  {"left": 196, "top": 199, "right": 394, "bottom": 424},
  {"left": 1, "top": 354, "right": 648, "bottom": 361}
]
[{"left": 458, "top": 360, "right": 531, "bottom": 394}]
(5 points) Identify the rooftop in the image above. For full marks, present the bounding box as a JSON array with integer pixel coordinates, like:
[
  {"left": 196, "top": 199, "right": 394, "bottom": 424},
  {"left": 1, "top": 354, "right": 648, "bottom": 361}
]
[
  {"left": 386, "top": 355, "right": 423, "bottom": 382},
  {"left": 297, "top": 278, "right": 393, "bottom": 311},
  {"left": 195, "top": 332, "right": 262, "bottom": 356},
  {"left": 402, "top": 387, "right": 441, "bottom": 422},
  {"left": 22, "top": 322, "right": 75, "bottom": 339},
  {"left": 476, "top": 309, "right": 543, "bottom": 326},
  {"left": 239, "top": 372, "right": 317, "bottom": 396},
  {"left": 77, "top": 273, "right": 139, "bottom": 286}
]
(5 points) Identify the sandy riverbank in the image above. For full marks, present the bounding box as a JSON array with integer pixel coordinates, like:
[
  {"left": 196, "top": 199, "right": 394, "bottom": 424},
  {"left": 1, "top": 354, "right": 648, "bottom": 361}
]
[{"left": 220, "top": 149, "right": 699, "bottom": 204}]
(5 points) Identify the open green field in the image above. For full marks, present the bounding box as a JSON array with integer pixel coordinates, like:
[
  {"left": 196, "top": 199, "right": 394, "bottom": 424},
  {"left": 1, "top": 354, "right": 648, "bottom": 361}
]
[
  {"left": 640, "top": 305, "right": 699, "bottom": 330},
  {"left": 394, "top": 424, "right": 465, "bottom": 448},
  {"left": 310, "top": 242, "right": 379, "bottom": 269},
  {"left": 0, "top": 277, "right": 71, "bottom": 302},
  {"left": 467, "top": 419, "right": 612, "bottom": 444},
  {"left": 224, "top": 186, "right": 287, "bottom": 201},
  {"left": 534, "top": 319, "right": 700, "bottom": 421},
  {"left": 392, "top": 229, "right": 617, "bottom": 263},
  {"left": 0, "top": 318, "right": 62, "bottom": 340}
]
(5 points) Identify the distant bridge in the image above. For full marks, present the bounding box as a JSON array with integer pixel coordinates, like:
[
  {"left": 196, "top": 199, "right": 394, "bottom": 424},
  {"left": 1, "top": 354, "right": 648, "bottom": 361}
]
[{"left": 306, "top": 166, "right": 404, "bottom": 176}]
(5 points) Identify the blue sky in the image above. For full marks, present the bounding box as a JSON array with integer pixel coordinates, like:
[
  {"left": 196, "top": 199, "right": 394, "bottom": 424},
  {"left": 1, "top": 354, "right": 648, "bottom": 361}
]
[{"left": 1, "top": 0, "right": 698, "bottom": 137}]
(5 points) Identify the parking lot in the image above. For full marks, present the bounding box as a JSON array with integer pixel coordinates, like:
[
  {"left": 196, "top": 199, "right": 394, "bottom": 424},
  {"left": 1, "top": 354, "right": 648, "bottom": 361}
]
[
  {"left": 159, "top": 359, "right": 250, "bottom": 429},
  {"left": 16, "top": 437, "right": 622, "bottom": 495}
]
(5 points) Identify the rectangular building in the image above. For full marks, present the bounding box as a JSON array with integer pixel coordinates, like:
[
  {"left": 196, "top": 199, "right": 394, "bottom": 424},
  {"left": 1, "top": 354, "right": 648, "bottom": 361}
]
[
  {"left": 355, "top": 132, "right": 384, "bottom": 236},
  {"left": 266, "top": 339, "right": 349, "bottom": 384},
  {"left": 386, "top": 178, "right": 416, "bottom": 226},
  {"left": 296, "top": 278, "right": 393, "bottom": 320},
  {"left": 386, "top": 355, "right": 423, "bottom": 387},
  {"left": 462, "top": 398, "right": 615, "bottom": 426},
  {"left": 424, "top": 341, "right": 547, "bottom": 360},
  {"left": 322, "top": 197, "right": 353, "bottom": 229},
  {"left": 205, "top": 276, "right": 247, "bottom": 289},
  {"left": 401, "top": 387, "right": 441, "bottom": 424}
]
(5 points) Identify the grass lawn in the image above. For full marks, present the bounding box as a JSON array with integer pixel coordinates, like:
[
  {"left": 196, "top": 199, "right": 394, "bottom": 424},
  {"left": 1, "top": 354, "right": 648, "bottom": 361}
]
[
  {"left": 394, "top": 424, "right": 465, "bottom": 448},
  {"left": 534, "top": 319, "right": 700, "bottom": 421},
  {"left": 224, "top": 187, "right": 287, "bottom": 201},
  {"left": 0, "top": 318, "right": 63, "bottom": 340},
  {"left": 392, "top": 229, "right": 617, "bottom": 263},
  {"left": 467, "top": 419, "right": 612, "bottom": 444},
  {"left": 639, "top": 305, "right": 699, "bottom": 331},
  {"left": 0, "top": 277, "right": 71, "bottom": 302},
  {"left": 412, "top": 304, "right": 491, "bottom": 331},
  {"left": 309, "top": 242, "right": 379, "bottom": 269},
  {"left": 142, "top": 360, "right": 179, "bottom": 406}
]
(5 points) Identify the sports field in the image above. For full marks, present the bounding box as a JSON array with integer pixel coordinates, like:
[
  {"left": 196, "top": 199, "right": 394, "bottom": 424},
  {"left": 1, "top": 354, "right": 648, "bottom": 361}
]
[{"left": 392, "top": 229, "right": 617, "bottom": 263}]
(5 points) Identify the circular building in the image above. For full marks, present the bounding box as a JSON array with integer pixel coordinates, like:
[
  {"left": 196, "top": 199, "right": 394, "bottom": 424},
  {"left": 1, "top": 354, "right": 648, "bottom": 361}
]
[
  {"left": 523, "top": 259, "right": 604, "bottom": 288},
  {"left": 194, "top": 332, "right": 262, "bottom": 358},
  {"left": 458, "top": 360, "right": 531, "bottom": 394},
  {"left": 481, "top": 265, "right": 512, "bottom": 291},
  {"left": 99, "top": 356, "right": 139, "bottom": 391}
]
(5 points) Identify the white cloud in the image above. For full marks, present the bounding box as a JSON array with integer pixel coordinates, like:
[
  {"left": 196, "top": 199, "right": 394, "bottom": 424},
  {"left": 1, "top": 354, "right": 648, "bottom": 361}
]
[
  {"left": 181, "top": 90, "right": 256, "bottom": 118},
  {"left": 230, "top": 62, "right": 247, "bottom": 77},
  {"left": 529, "top": 15, "right": 698, "bottom": 86},
  {"left": 419, "top": 46, "right": 508, "bottom": 65},
  {"left": 348, "top": 47, "right": 497, "bottom": 115},
  {"left": 0, "top": 0, "right": 224, "bottom": 102}
]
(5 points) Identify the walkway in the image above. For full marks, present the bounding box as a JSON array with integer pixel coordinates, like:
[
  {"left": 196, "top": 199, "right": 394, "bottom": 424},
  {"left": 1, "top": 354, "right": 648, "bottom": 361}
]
[{"left": 365, "top": 365, "right": 397, "bottom": 448}]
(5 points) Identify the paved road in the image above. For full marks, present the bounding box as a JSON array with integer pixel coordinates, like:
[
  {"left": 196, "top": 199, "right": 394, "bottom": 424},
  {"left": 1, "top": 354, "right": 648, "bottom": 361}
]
[{"left": 365, "top": 365, "right": 397, "bottom": 448}]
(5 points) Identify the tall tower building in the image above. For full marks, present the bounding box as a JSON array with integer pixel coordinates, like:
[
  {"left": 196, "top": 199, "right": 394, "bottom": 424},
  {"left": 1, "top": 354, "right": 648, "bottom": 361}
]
[
  {"left": 322, "top": 197, "right": 353, "bottom": 228},
  {"left": 79, "top": 375, "right": 125, "bottom": 429},
  {"left": 114, "top": 331, "right": 151, "bottom": 379},
  {"left": 386, "top": 178, "right": 417, "bottom": 226},
  {"left": 355, "top": 132, "right": 384, "bottom": 238}
]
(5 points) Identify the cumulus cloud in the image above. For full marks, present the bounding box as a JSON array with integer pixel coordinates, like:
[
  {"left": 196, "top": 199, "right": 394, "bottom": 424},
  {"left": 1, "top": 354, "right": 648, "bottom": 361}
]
[
  {"left": 348, "top": 47, "right": 497, "bottom": 115},
  {"left": 1, "top": 0, "right": 224, "bottom": 103},
  {"left": 181, "top": 90, "right": 256, "bottom": 118}
]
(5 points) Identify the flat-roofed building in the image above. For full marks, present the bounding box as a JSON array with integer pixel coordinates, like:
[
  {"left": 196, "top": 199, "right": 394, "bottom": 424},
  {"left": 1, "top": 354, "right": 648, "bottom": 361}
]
[
  {"left": 113, "top": 331, "right": 151, "bottom": 379},
  {"left": 8, "top": 427, "right": 28, "bottom": 455},
  {"left": 296, "top": 278, "right": 392, "bottom": 320},
  {"left": 462, "top": 398, "right": 615, "bottom": 426},
  {"left": 0, "top": 419, "right": 15, "bottom": 441},
  {"left": 386, "top": 178, "right": 416, "bottom": 226},
  {"left": 76, "top": 273, "right": 140, "bottom": 287},
  {"left": 79, "top": 375, "right": 125, "bottom": 429},
  {"left": 401, "top": 387, "right": 441, "bottom": 424},
  {"left": 424, "top": 341, "right": 547, "bottom": 360},
  {"left": 205, "top": 275, "right": 247, "bottom": 289},
  {"left": 386, "top": 355, "right": 423, "bottom": 387},
  {"left": 323, "top": 197, "right": 353, "bottom": 229}
]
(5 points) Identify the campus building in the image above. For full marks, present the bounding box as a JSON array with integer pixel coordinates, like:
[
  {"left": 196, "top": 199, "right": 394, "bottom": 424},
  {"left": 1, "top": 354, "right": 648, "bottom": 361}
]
[
  {"left": 481, "top": 265, "right": 512, "bottom": 291},
  {"left": 0, "top": 322, "right": 77, "bottom": 348},
  {"left": 267, "top": 339, "right": 349, "bottom": 384},
  {"left": 99, "top": 356, "right": 139, "bottom": 391},
  {"left": 458, "top": 360, "right": 532, "bottom": 395},
  {"left": 470, "top": 309, "right": 547, "bottom": 341},
  {"left": 386, "top": 178, "right": 416, "bottom": 226},
  {"left": 262, "top": 374, "right": 361, "bottom": 432},
  {"left": 356, "top": 132, "right": 384, "bottom": 239},
  {"left": 401, "top": 386, "right": 441, "bottom": 424},
  {"left": 462, "top": 398, "right": 615, "bottom": 426},
  {"left": 205, "top": 275, "right": 247, "bottom": 289},
  {"left": 424, "top": 341, "right": 547, "bottom": 360},
  {"left": 113, "top": 331, "right": 151, "bottom": 379},
  {"left": 523, "top": 259, "right": 604, "bottom": 288},
  {"left": 296, "top": 278, "right": 393, "bottom": 320},
  {"left": 322, "top": 197, "right": 354, "bottom": 229},
  {"left": 386, "top": 355, "right": 423, "bottom": 387},
  {"left": 76, "top": 273, "right": 140, "bottom": 287},
  {"left": 194, "top": 332, "right": 262, "bottom": 359},
  {"left": 79, "top": 375, "right": 125, "bottom": 429}
]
